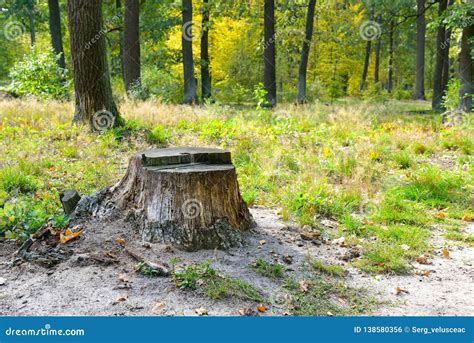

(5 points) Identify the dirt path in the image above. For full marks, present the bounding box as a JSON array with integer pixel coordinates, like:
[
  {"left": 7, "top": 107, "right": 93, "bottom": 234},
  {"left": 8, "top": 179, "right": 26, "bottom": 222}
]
[{"left": 0, "top": 208, "right": 472, "bottom": 316}]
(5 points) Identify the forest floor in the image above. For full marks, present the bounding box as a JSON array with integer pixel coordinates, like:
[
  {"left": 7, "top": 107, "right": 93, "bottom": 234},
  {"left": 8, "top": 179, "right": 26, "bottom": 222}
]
[
  {"left": 0, "top": 208, "right": 472, "bottom": 316},
  {"left": 0, "top": 98, "right": 473, "bottom": 316}
]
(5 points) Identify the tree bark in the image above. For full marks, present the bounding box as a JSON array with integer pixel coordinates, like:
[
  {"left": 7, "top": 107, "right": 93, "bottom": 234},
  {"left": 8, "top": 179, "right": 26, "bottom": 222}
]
[
  {"left": 388, "top": 20, "right": 395, "bottom": 93},
  {"left": 74, "top": 148, "right": 255, "bottom": 251},
  {"left": 182, "top": 0, "right": 198, "bottom": 104},
  {"left": 374, "top": 13, "right": 382, "bottom": 84},
  {"left": 201, "top": 0, "right": 211, "bottom": 100},
  {"left": 123, "top": 0, "right": 141, "bottom": 95},
  {"left": 116, "top": 0, "right": 125, "bottom": 84},
  {"left": 459, "top": 23, "right": 473, "bottom": 112},
  {"left": 432, "top": 0, "right": 448, "bottom": 110},
  {"left": 297, "top": 0, "right": 316, "bottom": 104},
  {"left": 360, "top": 6, "right": 374, "bottom": 91},
  {"left": 413, "top": 0, "right": 426, "bottom": 100},
  {"left": 47, "top": 0, "right": 65, "bottom": 70},
  {"left": 67, "top": 0, "right": 121, "bottom": 130},
  {"left": 27, "top": 0, "right": 36, "bottom": 46},
  {"left": 263, "top": 0, "right": 276, "bottom": 107},
  {"left": 441, "top": 26, "right": 452, "bottom": 96}
]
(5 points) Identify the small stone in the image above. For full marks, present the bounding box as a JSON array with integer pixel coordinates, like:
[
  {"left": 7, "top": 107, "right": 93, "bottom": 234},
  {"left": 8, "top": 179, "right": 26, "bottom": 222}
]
[
  {"left": 0, "top": 277, "right": 6, "bottom": 286},
  {"left": 300, "top": 229, "right": 321, "bottom": 241},
  {"left": 282, "top": 255, "right": 293, "bottom": 264},
  {"left": 195, "top": 307, "right": 208, "bottom": 316}
]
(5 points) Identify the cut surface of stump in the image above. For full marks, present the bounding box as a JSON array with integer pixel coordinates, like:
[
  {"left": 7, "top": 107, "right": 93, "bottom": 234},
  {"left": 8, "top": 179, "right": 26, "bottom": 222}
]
[{"left": 102, "top": 147, "right": 254, "bottom": 251}]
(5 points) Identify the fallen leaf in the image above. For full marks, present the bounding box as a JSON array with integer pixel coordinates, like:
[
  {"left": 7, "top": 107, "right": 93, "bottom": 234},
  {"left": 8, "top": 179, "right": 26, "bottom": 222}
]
[
  {"left": 363, "top": 218, "right": 375, "bottom": 225},
  {"left": 332, "top": 236, "right": 346, "bottom": 247},
  {"left": 259, "top": 240, "right": 266, "bottom": 246},
  {"left": 416, "top": 255, "right": 430, "bottom": 265},
  {"left": 151, "top": 302, "right": 166, "bottom": 315},
  {"left": 116, "top": 237, "right": 126, "bottom": 245},
  {"left": 195, "top": 307, "right": 208, "bottom": 316},
  {"left": 116, "top": 294, "right": 128, "bottom": 302},
  {"left": 435, "top": 212, "right": 446, "bottom": 219},
  {"left": 60, "top": 229, "right": 83, "bottom": 244},
  {"left": 416, "top": 269, "right": 434, "bottom": 277},
  {"left": 442, "top": 248, "right": 450, "bottom": 258},
  {"left": 462, "top": 215, "right": 471, "bottom": 222},
  {"left": 256, "top": 303, "right": 267, "bottom": 313},
  {"left": 299, "top": 280, "right": 309, "bottom": 293},
  {"left": 395, "top": 287, "right": 409, "bottom": 295},
  {"left": 327, "top": 311, "right": 334, "bottom": 316}
]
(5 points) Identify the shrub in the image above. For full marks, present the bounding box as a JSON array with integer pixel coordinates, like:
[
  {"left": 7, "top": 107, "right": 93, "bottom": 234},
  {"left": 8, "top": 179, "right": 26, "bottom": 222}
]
[{"left": 6, "top": 48, "right": 70, "bottom": 100}]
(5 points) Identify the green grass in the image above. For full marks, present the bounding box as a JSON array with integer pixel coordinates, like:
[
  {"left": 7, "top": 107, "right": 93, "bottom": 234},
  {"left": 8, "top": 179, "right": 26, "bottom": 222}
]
[
  {"left": 312, "top": 260, "right": 345, "bottom": 276},
  {"left": 173, "top": 261, "right": 263, "bottom": 302},
  {"left": 250, "top": 258, "right": 287, "bottom": 279},
  {"left": 0, "top": 98, "right": 472, "bottom": 274}
]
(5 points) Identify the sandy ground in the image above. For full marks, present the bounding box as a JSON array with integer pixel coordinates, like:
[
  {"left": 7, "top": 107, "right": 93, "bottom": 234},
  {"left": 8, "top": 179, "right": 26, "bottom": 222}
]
[{"left": 0, "top": 208, "right": 472, "bottom": 316}]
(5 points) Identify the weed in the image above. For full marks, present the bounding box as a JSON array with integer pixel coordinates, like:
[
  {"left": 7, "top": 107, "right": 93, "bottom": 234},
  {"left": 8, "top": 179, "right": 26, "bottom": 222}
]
[{"left": 250, "top": 258, "right": 286, "bottom": 279}]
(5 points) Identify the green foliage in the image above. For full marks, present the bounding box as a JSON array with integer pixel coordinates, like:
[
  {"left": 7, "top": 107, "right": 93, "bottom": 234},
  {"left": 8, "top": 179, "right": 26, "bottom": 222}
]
[
  {"left": 173, "top": 261, "right": 263, "bottom": 301},
  {"left": 146, "top": 124, "right": 171, "bottom": 145},
  {"left": 253, "top": 83, "right": 269, "bottom": 110},
  {"left": 442, "top": 78, "right": 460, "bottom": 111},
  {"left": 142, "top": 66, "right": 182, "bottom": 103},
  {"left": 250, "top": 258, "right": 286, "bottom": 279},
  {"left": 312, "top": 260, "right": 345, "bottom": 276},
  {"left": 6, "top": 48, "right": 70, "bottom": 100}
]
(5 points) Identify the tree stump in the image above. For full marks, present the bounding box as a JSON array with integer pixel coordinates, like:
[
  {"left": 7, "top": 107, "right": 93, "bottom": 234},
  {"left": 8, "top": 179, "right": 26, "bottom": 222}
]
[{"left": 107, "top": 147, "right": 254, "bottom": 251}]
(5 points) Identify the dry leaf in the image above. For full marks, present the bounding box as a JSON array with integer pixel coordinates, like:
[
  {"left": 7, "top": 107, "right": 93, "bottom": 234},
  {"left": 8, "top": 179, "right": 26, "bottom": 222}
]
[
  {"left": 442, "top": 248, "right": 450, "bottom": 258},
  {"left": 435, "top": 212, "right": 446, "bottom": 219},
  {"left": 462, "top": 215, "right": 471, "bottom": 222},
  {"left": 256, "top": 303, "right": 267, "bottom": 313},
  {"left": 195, "top": 307, "right": 208, "bottom": 316},
  {"left": 60, "top": 229, "right": 83, "bottom": 244},
  {"left": 259, "top": 240, "right": 266, "bottom": 246},
  {"left": 416, "top": 255, "right": 430, "bottom": 265},
  {"left": 151, "top": 302, "right": 166, "bottom": 315},
  {"left": 332, "top": 236, "right": 346, "bottom": 247},
  {"left": 116, "top": 238, "right": 126, "bottom": 245},
  {"left": 395, "top": 287, "right": 409, "bottom": 295},
  {"left": 327, "top": 311, "right": 334, "bottom": 316},
  {"left": 416, "top": 269, "right": 433, "bottom": 277},
  {"left": 299, "top": 280, "right": 309, "bottom": 293},
  {"left": 116, "top": 294, "right": 128, "bottom": 302}
]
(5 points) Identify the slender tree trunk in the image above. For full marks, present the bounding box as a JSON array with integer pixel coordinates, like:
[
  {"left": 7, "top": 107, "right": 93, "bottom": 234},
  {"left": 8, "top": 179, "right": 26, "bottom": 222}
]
[
  {"left": 297, "top": 0, "right": 316, "bottom": 104},
  {"left": 201, "top": 0, "right": 211, "bottom": 100},
  {"left": 360, "top": 6, "right": 374, "bottom": 91},
  {"left": 388, "top": 20, "right": 395, "bottom": 93},
  {"left": 67, "top": 0, "right": 120, "bottom": 130},
  {"left": 374, "top": 13, "right": 382, "bottom": 84},
  {"left": 47, "top": 0, "right": 65, "bottom": 70},
  {"left": 116, "top": 0, "right": 124, "bottom": 84},
  {"left": 459, "top": 23, "right": 473, "bottom": 112},
  {"left": 27, "top": 1, "right": 36, "bottom": 46},
  {"left": 432, "top": 0, "right": 448, "bottom": 110},
  {"left": 182, "top": 0, "right": 197, "bottom": 104},
  {"left": 413, "top": 0, "right": 426, "bottom": 99},
  {"left": 123, "top": 0, "right": 141, "bottom": 95},
  {"left": 441, "top": 26, "right": 452, "bottom": 95},
  {"left": 263, "top": 0, "right": 276, "bottom": 107}
]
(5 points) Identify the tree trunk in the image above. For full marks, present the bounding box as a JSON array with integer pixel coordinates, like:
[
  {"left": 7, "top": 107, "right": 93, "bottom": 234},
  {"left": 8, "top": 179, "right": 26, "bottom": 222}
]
[
  {"left": 27, "top": 1, "right": 36, "bottom": 46},
  {"left": 374, "top": 13, "right": 382, "bottom": 84},
  {"left": 67, "top": 0, "right": 121, "bottom": 130},
  {"left": 47, "top": 0, "right": 65, "bottom": 70},
  {"left": 201, "top": 0, "right": 211, "bottom": 101},
  {"left": 182, "top": 0, "right": 198, "bottom": 104},
  {"left": 360, "top": 6, "right": 374, "bottom": 91},
  {"left": 74, "top": 148, "right": 255, "bottom": 251},
  {"left": 441, "top": 27, "right": 452, "bottom": 96},
  {"left": 413, "top": 0, "right": 426, "bottom": 100},
  {"left": 263, "top": 0, "right": 276, "bottom": 107},
  {"left": 116, "top": 0, "right": 125, "bottom": 84},
  {"left": 432, "top": 0, "right": 448, "bottom": 110},
  {"left": 459, "top": 23, "right": 473, "bottom": 112},
  {"left": 123, "top": 0, "right": 141, "bottom": 95},
  {"left": 388, "top": 20, "right": 395, "bottom": 93},
  {"left": 297, "top": 0, "right": 316, "bottom": 104}
]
